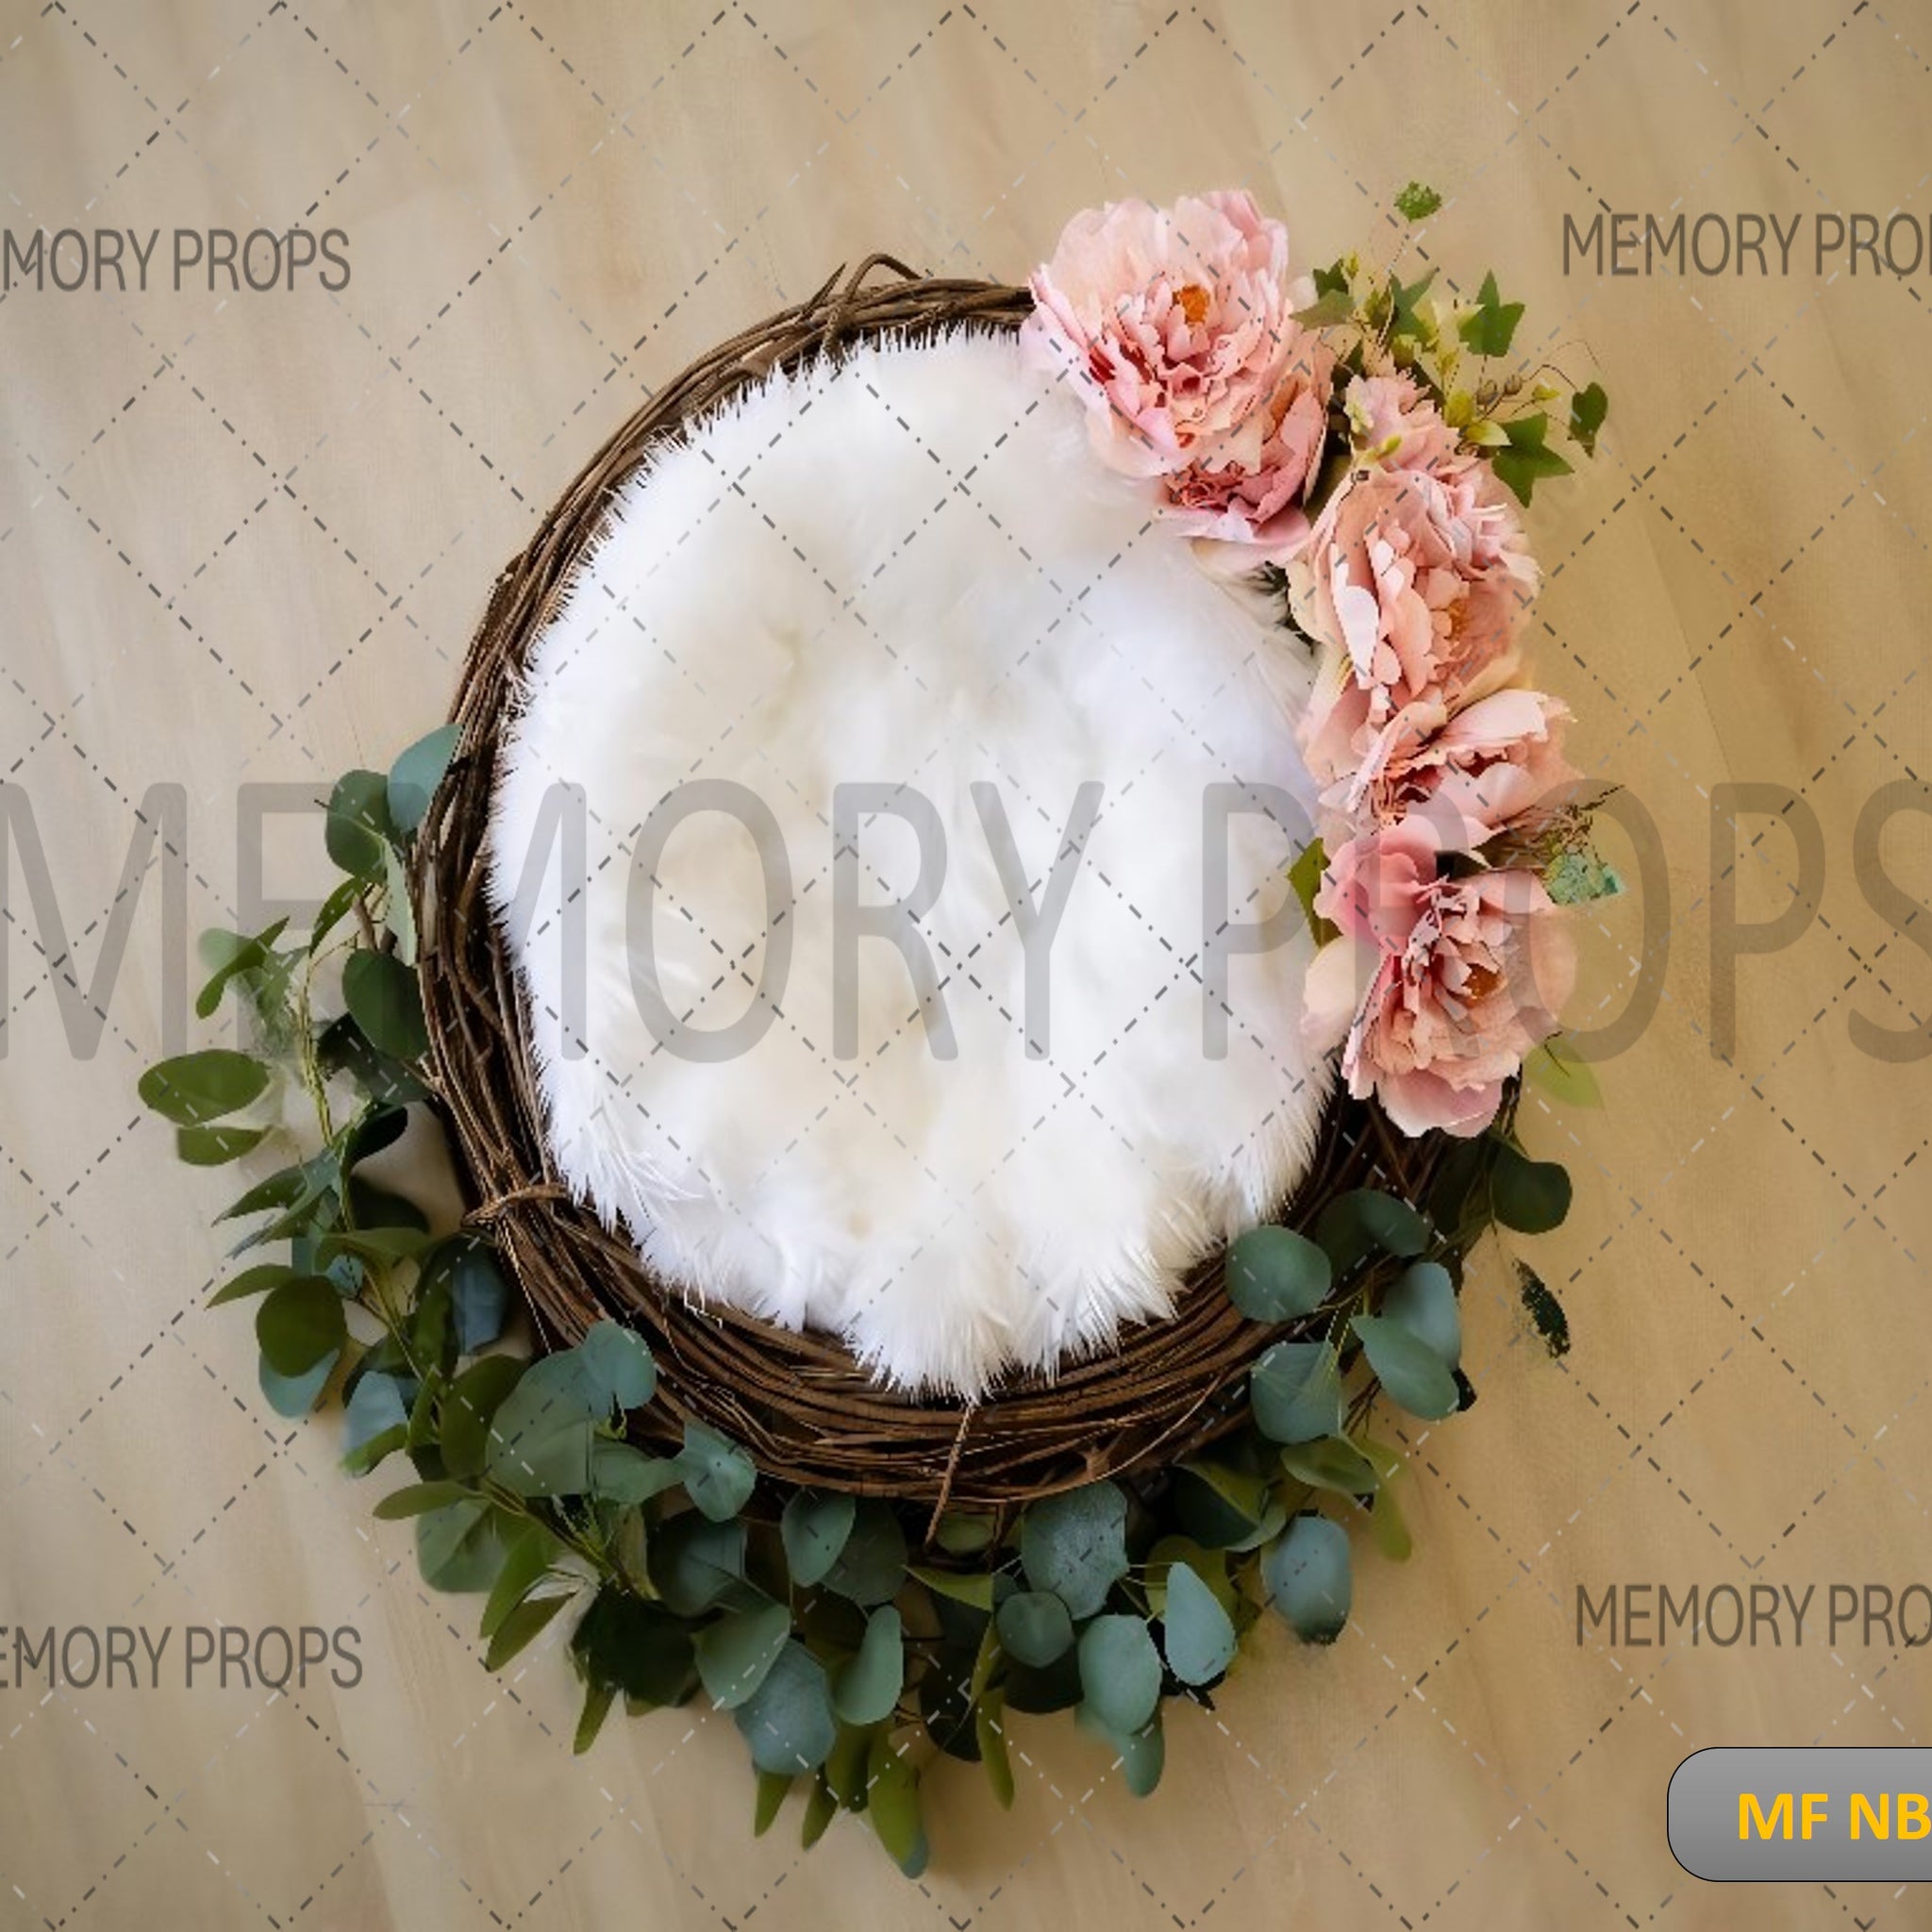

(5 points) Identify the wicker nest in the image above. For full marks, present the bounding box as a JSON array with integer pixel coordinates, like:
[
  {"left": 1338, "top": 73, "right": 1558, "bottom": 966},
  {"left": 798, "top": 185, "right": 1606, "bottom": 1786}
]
[{"left": 414, "top": 257, "right": 1450, "bottom": 1512}]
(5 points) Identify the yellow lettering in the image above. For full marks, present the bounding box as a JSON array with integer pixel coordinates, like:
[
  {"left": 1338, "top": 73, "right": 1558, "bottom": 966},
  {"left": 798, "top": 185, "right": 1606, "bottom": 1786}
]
[
  {"left": 1740, "top": 1791, "right": 1793, "bottom": 1840},
  {"left": 1899, "top": 1791, "right": 1930, "bottom": 1840},
  {"left": 1852, "top": 1792, "right": 1889, "bottom": 1840},
  {"left": 1801, "top": 1792, "right": 1829, "bottom": 1840}
]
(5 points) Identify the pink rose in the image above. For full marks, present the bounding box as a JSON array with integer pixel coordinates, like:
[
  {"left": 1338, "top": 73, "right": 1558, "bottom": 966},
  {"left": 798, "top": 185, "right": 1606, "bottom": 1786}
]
[
  {"left": 1305, "top": 816, "right": 1573, "bottom": 1137},
  {"left": 1161, "top": 334, "right": 1337, "bottom": 564},
  {"left": 1329, "top": 687, "right": 1578, "bottom": 849},
  {"left": 1297, "top": 458, "right": 1537, "bottom": 785},
  {"left": 1023, "top": 191, "right": 1307, "bottom": 478},
  {"left": 1344, "top": 374, "right": 1459, "bottom": 472}
]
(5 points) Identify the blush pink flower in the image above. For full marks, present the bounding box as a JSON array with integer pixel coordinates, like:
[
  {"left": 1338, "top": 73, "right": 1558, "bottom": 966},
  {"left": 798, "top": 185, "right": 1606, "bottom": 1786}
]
[
  {"left": 1344, "top": 373, "right": 1459, "bottom": 472},
  {"left": 1161, "top": 335, "right": 1337, "bottom": 563},
  {"left": 1304, "top": 816, "right": 1573, "bottom": 1137},
  {"left": 1296, "top": 458, "right": 1537, "bottom": 786},
  {"left": 1329, "top": 687, "right": 1577, "bottom": 850},
  {"left": 1023, "top": 191, "right": 1307, "bottom": 478}
]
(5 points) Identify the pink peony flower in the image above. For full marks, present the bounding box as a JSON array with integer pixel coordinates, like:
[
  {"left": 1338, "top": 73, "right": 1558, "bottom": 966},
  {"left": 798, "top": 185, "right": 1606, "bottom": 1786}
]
[
  {"left": 1327, "top": 686, "right": 1578, "bottom": 849},
  {"left": 1023, "top": 191, "right": 1308, "bottom": 478},
  {"left": 1344, "top": 373, "right": 1460, "bottom": 472},
  {"left": 1296, "top": 458, "right": 1537, "bottom": 786},
  {"left": 1304, "top": 815, "right": 1573, "bottom": 1137},
  {"left": 1161, "top": 334, "right": 1337, "bottom": 564}
]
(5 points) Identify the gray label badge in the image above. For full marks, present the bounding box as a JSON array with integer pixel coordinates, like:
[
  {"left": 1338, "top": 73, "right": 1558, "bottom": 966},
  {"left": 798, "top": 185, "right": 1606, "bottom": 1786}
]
[{"left": 1671, "top": 1749, "right": 1932, "bottom": 1881}]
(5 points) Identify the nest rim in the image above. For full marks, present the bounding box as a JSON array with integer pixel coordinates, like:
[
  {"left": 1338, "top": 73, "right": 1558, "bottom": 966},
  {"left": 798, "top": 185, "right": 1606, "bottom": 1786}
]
[{"left": 414, "top": 255, "right": 1452, "bottom": 1512}]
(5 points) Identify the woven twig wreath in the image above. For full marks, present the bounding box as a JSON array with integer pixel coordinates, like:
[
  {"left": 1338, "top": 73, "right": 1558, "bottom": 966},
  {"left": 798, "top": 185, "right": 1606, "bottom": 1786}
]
[{"left": 414, "top": 255, "right": 1451, "bottom": 1512}]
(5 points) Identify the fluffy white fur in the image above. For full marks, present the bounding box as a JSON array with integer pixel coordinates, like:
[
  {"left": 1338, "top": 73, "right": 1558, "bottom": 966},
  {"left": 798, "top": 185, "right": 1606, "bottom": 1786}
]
[{"left": 491, "top": 331, "right": 1332, "bottom": 1394}]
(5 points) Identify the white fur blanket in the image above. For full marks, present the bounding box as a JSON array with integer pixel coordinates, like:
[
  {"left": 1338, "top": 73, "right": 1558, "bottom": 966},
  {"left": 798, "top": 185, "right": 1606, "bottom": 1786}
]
[{"left": 491, "top": 331, "right": 1330, "bottom": 1394}]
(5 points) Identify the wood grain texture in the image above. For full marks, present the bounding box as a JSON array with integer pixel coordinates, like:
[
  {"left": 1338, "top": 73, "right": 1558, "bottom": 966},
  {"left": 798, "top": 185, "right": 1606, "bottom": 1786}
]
[{"left": 2, "top": 1, "right": 1928, "bottom": 1925}]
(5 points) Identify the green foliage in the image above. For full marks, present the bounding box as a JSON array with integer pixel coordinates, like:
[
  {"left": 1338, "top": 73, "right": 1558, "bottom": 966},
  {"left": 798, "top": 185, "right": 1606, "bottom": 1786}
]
[
  {"left": 1568, "top": 380, "right": 1608, "bottom": 456},
  {"left": 1517, "top": 1262, "right": 1572, "bottom": 1357},
  {"left": 1457, "top": 271, "right": 1524, "bottom": 358},
  {"left": 1394, "top": 180, "right": 1443, "bottom": 222},
  {"left": 149, "top": 739, "right": 1582, "bottom": 1878},
  {"left": 1491, "top": 411, "right": 1574, "bottom": 506}
]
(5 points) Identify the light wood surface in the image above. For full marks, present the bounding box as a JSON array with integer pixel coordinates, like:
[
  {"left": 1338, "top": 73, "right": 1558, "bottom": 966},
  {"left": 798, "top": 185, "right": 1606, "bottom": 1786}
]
[{"left": 4, "top": 2, "right": 1929, "bottom": 1926}]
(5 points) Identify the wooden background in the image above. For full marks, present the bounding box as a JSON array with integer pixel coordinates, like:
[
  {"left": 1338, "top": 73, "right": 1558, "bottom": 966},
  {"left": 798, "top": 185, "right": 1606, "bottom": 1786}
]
[{"left": 4, "top": 1, "right": 1930, "bottom": 1925}]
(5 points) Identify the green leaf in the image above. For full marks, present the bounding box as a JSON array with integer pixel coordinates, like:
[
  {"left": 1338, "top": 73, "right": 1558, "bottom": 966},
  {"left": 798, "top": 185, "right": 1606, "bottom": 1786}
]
[
  {"left": 175, "top": 1123, "right": 269, "bottom": 1166},
  {"left": 800, "top": 1775, "right": 837, "bottom": 1846},
  {"left": 485, "top": 1352, "right": 603, "bottom": 1496},
  {"left": 1173, "top": 1460, "right": 1284, "bottom": 1552},
  {"left": 1076, "top": 1615, "right": 1163, "bottom": 1736},
  {"left": 781, "top": 1490, "right": 857, "bottom": 1587},
  {"left": 1382, "top": 1259, "right": 1461, "bottom": 1367},
  {"left": 310, "top": 876, "right": 363, "bottom": 951},
  {"left": 373, "top": 1478, "right": 474, "bottom": 1520},
  {"left": 579, "top": 1319, "right": 657, "bottom": 1407},
  {"left": 1491, "top": 411, "right": 1574, "bottom": 506},
  {"left": 480, "top": 1521, "right": 560, "bottom": 1639},
  {"left": 1388, "top": 266, "right": 1437, "bottom": 341},
  {"left": 736, "top": 1641, "right": 838, "bottom": 1776},
  {"left": 484, "top": 1591, "right": 570, "bottom": 1671},
  {"left": 1160, "top": 1561, "right": 1237, "bottom": 1686},
  {"left": 1019, "top": 1482, "right": 1128, "bottom": 1620},
  {"left": 572, "top": 1586, "right": 697, "bottom": 1707},
  {"left": 698, "top": 1599, "right": 794, "bottom": 1710},
  {"left": 866, "top": 1734, "right": 930, "bottom": 1878},
  {"left": 195, "top": 919, "right": 290, "bottom": 1020},
  {"left": 140, "top": 1049, "right": 270, "bottom": 1126},
  {"left": 1076, "top": 1704, "right": 1164, "bottom": 1796},
  {"left": 996, "top": 1590, "right": 1074, "bottom": 1668},
  {"left": 824, "top": 1721, "right": 874, "bottom": 1808},
  {"left": 832, "top": 1606, "right": 905, "bottom": 1726},
  {"left": 341, "top": 1371, "right": 410, "bottom": 1474},
  {"left": 437, "top": 1239, "right": 512, "bottom": 1354},
  {"left": 823, "top": 1499, "right": 908, "bottom": 1608},
  {"left": 416, "top": 1497, "right": 511, "bottom": 1593},
  {"left": 325, "top": 769, "right": 392, "bottom": 879},
  {"left": 653, "top": 1513, "right": 749, "bottom": 1618},
  {"left": 1394, "top": 179, "right": 1442, "bottom": 222},
  {"left": 910, "top": 1566, "right": 994, "bottom": 1613},
  {"left": 1490, "top": 1141, "right": 1573, "bottom": 1233},
  {"left": 1370, "top": 1483, "right": 1413, "bottom": 1563},
  {"left": 1291, "top": 287, "right": 1355, "bottom": 327},
  {"left": 1250, "top": 1339, "right": 1343, "bottom": 1444},
  {"left": 259, "top": 1346, "right": 337, "bottom": 1418},
  {"left": 1279, "top": 1436, "right": 1381, "bottom": 1496},
  {"left": 675, "top": 1420, "right": 757, "bottom": 1523},
  {"left": 1517, "top": 1260, "right": 1572, "bottom": 1357},
  {"left": 1263, "top": 1515, "right": 1353, "bottom": 1642},
  {"left": 932, "top": 1509, "right": 997, "bottom": 1557},
  {"left": 575, "top": 1680, "right": 617, "bottom": 1755},
  {"left": 388, "top": 723, "right": 460, "bottom": 836},
  {"left": 754, "top": 1770, "right": 791, "bottom": 1839},
  {"left": 1143, "top": 1538, "right": 1235, "bottom": 1620},
  {"left": 976, "top": 1690, "right": 1015, "bottom": 1808},
  {"left": 440, "top": 1354, "right": 525, "bottom": 1480},
  {"left": 1352, "top": 1314, "right": 1461, "bottom": 1420},
  {"left": 341, "top": 950, "right": 429, "bottom": 1062},
  {"left": 1568, "top": 380, "right": 1608, "bottom": 456},
  {"left": 589, "top": 1441, "right": 683, "bottom": 1505},
  {"left": 208, "top": 1262, "right": 300, "bottom": 1307},
  {"left": 1224, "top": 1224, "right": 1331, "bottom": 1324},
  {"left": 256, "top": 1275, "right": 347, "bottom": 1377},
  {"left": 1314, "top": 1189, "right": 1429, "bottom": 1274},
  {"left": 1286, "top": 839, "right": 1340, "bottom": 944},
  {"left": 382, "top": 839, "right": 418, "bottom": 967},
  {"left": 1457, "top": 270, "right": 1524, "bottom": 358},
  {"left": 1524, "top": 1040, "right": 1604, "bottom": 1108},
  {"left": 314, "top": 1224, "right": 430, "bottom": 1269}
]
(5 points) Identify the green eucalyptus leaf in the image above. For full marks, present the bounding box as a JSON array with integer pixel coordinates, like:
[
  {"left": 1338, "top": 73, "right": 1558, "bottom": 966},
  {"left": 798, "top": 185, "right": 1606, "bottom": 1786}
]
[
  {"left": 781, "top": 1490, "right": 857, "bottom": 1587},
  {"left": 1075, "top": 1614, "right": 1162, "bottom": 1736},
  {"left": 736, "top": 1641, "right": 837, "bottom": 1776},
  {"left": 1250, "top": 1339, "right": 1343, "bottom": 1444},
  {"left": 388, "top": 723, "right": 460, "bottom": 836},
  {"left": 1173, "top": 1460, "right": 1275, "bottom": 1551},
  {"left": 1382, "top": 1259, "right": 1461, "bottom": 1366},
  {"left": 1160, "top": 1561, "right": 1237, "bottom": 1686},
  {"left": 865, "top": 1731, "right": 929, "bottom": 1876},
  {"left": 440, "top": 1354, "right": 525, "bottom": 1480},
  {"left": 194, "top": 918, "right": 291, "bottom": 1020},
  {"left": 653, "top": 1513, "right": 749, "bottom": 1618},
  {"left": 1076, "top": 1703, "right": 1164, "bottom": 1796},
  {"left": 697, "top": 1599, "right": 794, "bottom": 1710},
  {"left": 1315, "top": 1189, "right": 1429, "bottom": 1273},
  {"left": 1263, "top": 1515, "right": 1352, "bottom": 1642},
  {"left": 909, "top": 1567, "right": 994, "bottom": 1614},
  {"left": 208, "top": 1262, "right": 299, "bottom": 1307},
  {"left": 341, "top": 1371, "right": 409, "bottom": 1473},
  {"left": 823, "top": 1499, "right": 908, "bottom": 1607},
  {"left": 1279, "top": 1435, "right": 1380, "bottom": 1496},
  {"left": 571, "top": 1585, "right": 697, "bottom": 1707},
  {"left": 140, "top": 1049, "right": 270, "bottom": 1126},
  {"left": 256, "top": 1275, "right": 347, "bottom": 1377},
  {"left": 259, "top": 1346, "right": 337, "bottom": 1418},
  {"left": 996, "top": 1590, "right": 1074, "bottom": 1668},
  {"left": 485, "top": 1351, "right": 604, "bottom": 1496},
  {"left": 1224, "top": 1224, "right": 1331, "bottom": 1323},
  {"left": 175, "top": 1122, "right": 270, "bottom": 1167},
  {"left": 1019, "top": 1482, "right": 1128, "bottom": 1619},
  {"left": 325, "top": 769, "right": 392, "bottom": 879},
  {"left": 1490, "top": 1142, "right": 1573, "bottom": 1234},
  {"left": 589, "top": 1441, "right": 683, "bottom": 1505},
  {"left": 579, "top": 1319, "right": 657, "bottom": 1407},
  {"left": 976, "top": 1690, "right": 1015, "bottom": 1808},
  {"left": 675, "top": 1420, "right": 757, "bottom": 1523},
  {"left": 435, "top": 1238, "right": 511, "bottom": 1355},
  {"left": 1352, "top": 1314, "right": 1461, "bottom": 1420},
  {"left": 373, "top": 1478, "right": 473, "bottom": 1520},
  {"left": 480, "top": 1521, "right": 560, "bottom": 1639},
  {"left": 484, "top": 1591, "right": 571, "bottom": 1671},
  {"left": 341, "top": 950, "right": 429, "bottom": 1062},
  {"left": 416, "top": 1497, "right": 511, "bottom": 1593},
  {"left": 932, "top": 1509, "right": 998, "bottom": 1557},
  {"left": 832, "top": 1606, "right": 904, "bottom": 1726}
]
